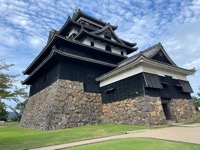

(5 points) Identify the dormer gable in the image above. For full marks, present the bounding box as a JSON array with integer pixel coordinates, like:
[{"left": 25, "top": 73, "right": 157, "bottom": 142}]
[
  {"left": 90, "top": 24, "right": 124, "bottom": 45},
  {"left": 148, "top": 43, "right": 177, "bottom": 66},
  {"left": 135, "top": 43, "right": 177, "bottom": 66},
  {"left": 151, "top": 49, "right": 173, "bottom": 65}
]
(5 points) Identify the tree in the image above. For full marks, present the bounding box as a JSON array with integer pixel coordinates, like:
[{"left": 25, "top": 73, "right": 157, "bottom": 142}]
[
  {"left": 14, "top": 99, "right": 28, "bottom": 121},
  {"left": 192, "top": 88, "right": 200, "bottom": 111},
  {"left": 0, "top": 60, "right": 28, "bottom": 121},
  {"left": 0, "top": 102, "right": 8, "bottom": 121}
]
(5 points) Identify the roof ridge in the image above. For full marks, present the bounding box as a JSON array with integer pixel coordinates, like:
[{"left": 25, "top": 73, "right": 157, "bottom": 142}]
[{"left": 72, "top": 9, "right": 117, "bottom": 29}]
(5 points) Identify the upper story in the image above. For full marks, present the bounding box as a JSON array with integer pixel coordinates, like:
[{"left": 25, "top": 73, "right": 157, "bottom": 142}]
[
  {"left": 23, "top": 9, "right": 138, "bottom": 76},
  {"left": 58, "top": 9, "right": 137, "bottom": 56}
]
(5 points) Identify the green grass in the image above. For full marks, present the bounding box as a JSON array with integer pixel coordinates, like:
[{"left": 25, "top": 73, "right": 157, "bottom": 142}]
[
  {"left": 67, "top": 138, "right": 200, "bottom": 150},
  {"left": 0, "top": 122, "right": 153, "bottom": 150},
  {"left": 184, "top": 112, "right": 200, "bottom": 124}
]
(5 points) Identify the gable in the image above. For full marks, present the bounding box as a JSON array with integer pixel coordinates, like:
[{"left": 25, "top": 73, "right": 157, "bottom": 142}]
[
  {"left": 93, "top": 26, "right": 124, "bottom": 45},
  {"left": 101, "top": 29, "right": 118, "bottom": 42},
  {"left": 151, "top": 50, "right": 174, "bottom": 65}
]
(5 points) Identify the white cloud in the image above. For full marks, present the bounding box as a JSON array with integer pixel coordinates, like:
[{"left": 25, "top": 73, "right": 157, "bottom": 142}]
[
  {"left": 183, "top": 58, "right": 200, "bottom": 70},
  {"left": 0, "top": 0, "right": 200, "bottom": 97}
]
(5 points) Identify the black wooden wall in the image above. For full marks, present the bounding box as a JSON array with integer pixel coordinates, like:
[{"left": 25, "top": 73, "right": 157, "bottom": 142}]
[
  {"left": 145, "top": 75, "right": 191, "bottom": 99},
  {"left": 100, "top": 72, "right": 192, "bottom": 104},
  {"left": 29, "top": 62, "right": 60, "bottom": 96},
  {"left": 59, "top": 59, "right": 112, "bottom": 93},
  {"left": 100, "top": 73, "right": 144, "bottom": 104},
  {"left": 29, "top": 58, "right": 113, "bottom": 96},
  {"left": 59, "top": 44, "right": 122, "bottom": 65}
]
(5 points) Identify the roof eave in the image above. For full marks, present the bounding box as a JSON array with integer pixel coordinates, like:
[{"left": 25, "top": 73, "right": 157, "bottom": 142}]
[
  {"left": 22, "top": 49, "right": 56, "bottom": 84},
  {"left": 56, "top": 34, "right": 127, "bottom": 59},
  {"left": 74, "top": 30, "right": 137, "bottom": 53},
  {"left": 23, "top": 34, "right": 57, "bottom": 75},
  {"left": 23, "top": 48, "right": 118, "bottom": 85},
  {"left": 96, "top": 56, "right": 195, "bottom": 82}
]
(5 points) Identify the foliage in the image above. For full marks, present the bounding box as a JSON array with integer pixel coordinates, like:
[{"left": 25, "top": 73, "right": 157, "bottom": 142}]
[
  {"left": 12, "top": 99, "right": 28, "bottom": 121},
  {"left": 192, "top": 96, "right": 200, "bottom": 110},
  {"left": 0, "top": 102, "right": 8, "bottom": 121},
  {"left": 192, "top": 88, "right": 200, "bottom": 110},
  {"left": 0, "top": 123, "right": 153, "bottom": 150},
  {"left": 68, "top": 138, "right": 200, "bottom": 150},
  {"left": 0, "top": 60, "right": 28, "bottom": 121},
  {"left": 15, "top": 99, "right": 28, "bottom": 114}
]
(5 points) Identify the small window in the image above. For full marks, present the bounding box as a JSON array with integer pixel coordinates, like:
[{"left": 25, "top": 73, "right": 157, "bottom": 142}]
[
  {"left": 69, "top": 33, "right": 77, "bottom": 39},
  {"left": 121, "top": 51, "right": 124, "bottom": 56},
  {"left": 91, "top": 41, "right": 94, "bottom": 47},
  {"left": 105, "top": 45, "right": 111, "bottom": 52}
]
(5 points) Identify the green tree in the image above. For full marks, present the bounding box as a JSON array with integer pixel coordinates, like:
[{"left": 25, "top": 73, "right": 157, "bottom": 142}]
[
  {"left": 0, "top": 60, "right": 28, "bottom": 121},
  {"left": 192, "top": 88, "right": 200, "bottom": 111},
  {"left": 0, "top": 102, "right": 8, "bottom": 121},
  {"left": 14, "top": 99, "right": 28, "bottom": 121}
]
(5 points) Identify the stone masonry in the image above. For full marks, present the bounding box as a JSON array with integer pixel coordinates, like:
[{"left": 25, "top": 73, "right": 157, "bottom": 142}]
[
  {"left": 102, "top": 96, "right": 166, "bottom": 125},
  {"left": 169, "top": 99, "right": 196, "bottom": 122},
  {"left": 20, "top": 79, "right": 102, "bottom": 130},
  {"left": 21, "top": 79, "right": 197, "bottom": 130}
]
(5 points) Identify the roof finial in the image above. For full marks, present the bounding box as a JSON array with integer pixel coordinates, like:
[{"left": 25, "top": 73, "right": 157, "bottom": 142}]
[{"left": 73, "top": 7, "right": 79, "bottom": 18}]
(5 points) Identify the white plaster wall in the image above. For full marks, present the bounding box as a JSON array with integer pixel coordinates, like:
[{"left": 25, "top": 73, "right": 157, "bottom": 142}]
[
  {"left": 82, "top": 37, "right": 127, "bottom": 56},
  {"left": 99, "top": 34, "right": 117, "bottom": 42},
  {"left": 99, "top": 63, "right": 187, "bottom": 87},
  {"left": 100, "top": 65, "right": 143, "bottom": 87},
  {"left": 142, "top": 65, "right": 187, "bottom": 80},
  {"left": 68, "top": 27, "right": 79, "bottom": 37}
]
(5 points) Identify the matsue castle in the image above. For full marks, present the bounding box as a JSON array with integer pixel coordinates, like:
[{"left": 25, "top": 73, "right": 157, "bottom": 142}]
[{"left": 21, "top": 9, "right": 196, "bottom": 130}]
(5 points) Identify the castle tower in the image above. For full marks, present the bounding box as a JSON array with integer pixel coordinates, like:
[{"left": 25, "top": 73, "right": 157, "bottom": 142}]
[{"left": 21, "top": 10, "right": 196, "bottom": 130}]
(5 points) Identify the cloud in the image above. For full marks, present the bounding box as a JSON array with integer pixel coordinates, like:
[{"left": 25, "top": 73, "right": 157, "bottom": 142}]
[
  {"left": 183, "top": 58, "right": 200, "bottom": 70},
  {"left": 0, "top": 0, "right": 200, "bottom": 99}
]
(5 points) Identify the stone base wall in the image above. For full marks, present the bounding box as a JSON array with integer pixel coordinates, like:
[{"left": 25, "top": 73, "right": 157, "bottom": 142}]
[
  {"left": 169, "top": 99, "right": 196, "bottom": 122},
  {"left": 20, "top": 79, "right": 102, "bottom": 130},
  {"left": 21, "top": 79, "right": 197, "bottom": 130},
  {"left": 101, "top": 96, "right": 166, "bottom": 125}
]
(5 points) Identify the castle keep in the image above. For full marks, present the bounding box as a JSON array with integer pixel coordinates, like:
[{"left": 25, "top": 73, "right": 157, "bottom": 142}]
[{"left": 20, "top": 10, "right": 196, "bottom": 130}]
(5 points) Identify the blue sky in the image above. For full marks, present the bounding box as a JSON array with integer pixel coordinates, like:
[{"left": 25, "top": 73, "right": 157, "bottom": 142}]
[{"left": 1, "top": 0, "right": 200, "bottom": 105}]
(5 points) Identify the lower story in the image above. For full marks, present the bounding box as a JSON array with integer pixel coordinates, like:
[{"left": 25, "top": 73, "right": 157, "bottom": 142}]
[{"left": 20, "top": 79, "right": 196, "bottom": 130}]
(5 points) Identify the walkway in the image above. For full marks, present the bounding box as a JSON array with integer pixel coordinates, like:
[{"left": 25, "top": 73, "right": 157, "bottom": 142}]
[{"left": 31, "top": 123, "right": 200, "bottom": 150}]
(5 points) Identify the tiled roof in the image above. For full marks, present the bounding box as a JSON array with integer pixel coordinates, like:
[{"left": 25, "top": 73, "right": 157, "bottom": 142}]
[
  {"left": 118, "top": 42, "right": 176, "bottom": 67},
  {"left": 23, "top": 47, "right": 117, "bottom": 84},
  {"left": 72, "top": 9, "right": 117, "bottom": 30},
  {"left": 74, "top": 29, "right": 138, "bottom": 54}
]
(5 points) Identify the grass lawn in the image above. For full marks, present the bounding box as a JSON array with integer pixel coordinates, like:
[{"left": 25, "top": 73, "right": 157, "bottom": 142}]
[
  {"left": 0, "top": 122, "right": 154, "bottom": 150},
  {"left": 184, "top": 112, "right": 200, "bottom": 124},
  {"left": 67, "top": 138, "right": 200, "bottom": 150}
]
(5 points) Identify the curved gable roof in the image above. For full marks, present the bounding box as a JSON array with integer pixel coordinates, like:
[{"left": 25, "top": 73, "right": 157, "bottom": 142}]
[
  {"left": 72, "top": 9, "right": 118, "bottom": 30},
  {"left": 90, "top": 24, "right": 125, "bottom": 45},
  {"left": 97, "top": 54, "right": 196, "bottom": 82},
  {"left": 74, "top": 29, "right": 137, "bottom": 54},
  {"left": 118, "top": 43, "right": 177, "bottom": 67},
  {"left": 90, "top": 24, "right": 137, "bottom": 48}
]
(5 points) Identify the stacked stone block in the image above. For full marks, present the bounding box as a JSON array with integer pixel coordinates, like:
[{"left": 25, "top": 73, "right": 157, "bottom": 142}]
[
  {"left": 21, "top": 79, "right": 197, "bottom": 130},
  {"left": 102, "top": 96, "right": 166, "bottom": 125}
]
